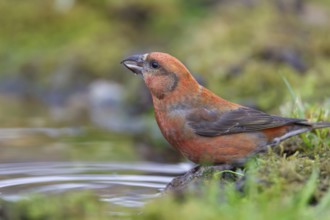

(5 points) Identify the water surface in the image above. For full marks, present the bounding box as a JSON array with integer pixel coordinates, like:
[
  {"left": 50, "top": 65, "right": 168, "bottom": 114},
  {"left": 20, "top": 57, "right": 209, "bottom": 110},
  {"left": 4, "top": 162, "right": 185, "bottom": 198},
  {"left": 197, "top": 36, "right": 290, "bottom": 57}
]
[{"left": 0, "top": 162, "right": 191, "bottom": 214}]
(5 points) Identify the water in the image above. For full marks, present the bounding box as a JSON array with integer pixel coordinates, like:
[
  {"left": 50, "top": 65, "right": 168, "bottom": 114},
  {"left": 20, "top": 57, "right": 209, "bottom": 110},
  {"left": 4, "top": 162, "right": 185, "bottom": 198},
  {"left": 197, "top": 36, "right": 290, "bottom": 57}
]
[
  {"left": 0, "top": 126, "right": 193, "bottom": 217},
  {"left": 0, "top": 160, "right": 191, "bottom": 215}
]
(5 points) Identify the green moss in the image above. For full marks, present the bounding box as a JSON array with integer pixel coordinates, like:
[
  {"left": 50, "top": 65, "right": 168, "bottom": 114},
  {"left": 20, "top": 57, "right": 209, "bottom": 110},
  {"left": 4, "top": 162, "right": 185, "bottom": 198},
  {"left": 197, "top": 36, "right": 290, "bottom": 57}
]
[
  {"left": 1, "top": 191, "right": 111, "bottom": 220},
  {"left": 138, "top": 172, "right": 330, "bottom": 220}
]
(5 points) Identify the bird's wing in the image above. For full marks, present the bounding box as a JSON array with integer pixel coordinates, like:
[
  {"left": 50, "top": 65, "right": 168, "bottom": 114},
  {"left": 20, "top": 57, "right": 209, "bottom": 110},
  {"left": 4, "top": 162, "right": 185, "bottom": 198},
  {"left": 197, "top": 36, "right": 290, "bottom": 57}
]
[{"left": 186, "top": 107, "right": 306, "bottom": 137}]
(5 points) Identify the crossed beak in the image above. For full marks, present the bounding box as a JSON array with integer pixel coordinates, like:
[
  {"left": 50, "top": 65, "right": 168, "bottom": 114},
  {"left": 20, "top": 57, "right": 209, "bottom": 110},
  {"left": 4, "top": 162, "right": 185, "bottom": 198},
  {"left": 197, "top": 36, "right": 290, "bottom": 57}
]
[{"left": 121, "top": 53, "right": 148, "bottom": 75}]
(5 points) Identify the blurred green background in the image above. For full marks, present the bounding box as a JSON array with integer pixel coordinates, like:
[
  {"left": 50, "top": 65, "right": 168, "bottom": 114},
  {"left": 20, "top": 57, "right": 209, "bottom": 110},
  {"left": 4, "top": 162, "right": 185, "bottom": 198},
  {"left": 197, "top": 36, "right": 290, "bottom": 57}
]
[
  {"left": 0, "top": 0, "right": 330, "bottom": 120},
  {"left": 1, "top": 1, "right": 330, "bottom": 219},
  {"left": 0, "top": 0, "right": 330, "bottom": 161}
]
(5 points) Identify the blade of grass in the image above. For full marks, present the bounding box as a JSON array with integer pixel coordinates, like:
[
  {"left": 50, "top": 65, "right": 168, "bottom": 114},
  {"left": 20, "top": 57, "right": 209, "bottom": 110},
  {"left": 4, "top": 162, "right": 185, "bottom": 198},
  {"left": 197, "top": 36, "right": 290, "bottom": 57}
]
[
  {"left": 295, "top": 169, "right": 318, "bottom": 209},
  {"left": 314, "top": 186, "right": 330, "bottom": 215},
  {"left": 280, "top": 74, "right": 305, "bottom": 118}
]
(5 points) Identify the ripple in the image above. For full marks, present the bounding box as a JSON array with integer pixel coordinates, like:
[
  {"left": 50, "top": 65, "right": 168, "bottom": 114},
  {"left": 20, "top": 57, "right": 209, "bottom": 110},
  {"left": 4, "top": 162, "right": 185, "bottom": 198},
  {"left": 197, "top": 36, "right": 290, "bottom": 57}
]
[{"left": 0, "top": 161, "right": 192, "bottom": 210}]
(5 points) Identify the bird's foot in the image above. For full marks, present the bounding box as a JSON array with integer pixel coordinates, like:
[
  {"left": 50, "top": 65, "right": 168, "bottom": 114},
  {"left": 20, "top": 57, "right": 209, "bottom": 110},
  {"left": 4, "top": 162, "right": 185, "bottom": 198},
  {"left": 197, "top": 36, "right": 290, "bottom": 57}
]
[
  {"left": 270, "top": 138, "right": 281, "bottom": 147},
  {"left": 164, "top": 164, "right": 236, "bottom": 193}
]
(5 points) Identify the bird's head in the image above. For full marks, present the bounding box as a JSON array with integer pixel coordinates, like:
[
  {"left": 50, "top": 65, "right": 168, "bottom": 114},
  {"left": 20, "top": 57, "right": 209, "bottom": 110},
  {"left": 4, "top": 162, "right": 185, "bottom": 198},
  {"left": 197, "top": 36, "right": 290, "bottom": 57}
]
[{"left": 121, "top": 52, "right": 198, "bottom": 100}]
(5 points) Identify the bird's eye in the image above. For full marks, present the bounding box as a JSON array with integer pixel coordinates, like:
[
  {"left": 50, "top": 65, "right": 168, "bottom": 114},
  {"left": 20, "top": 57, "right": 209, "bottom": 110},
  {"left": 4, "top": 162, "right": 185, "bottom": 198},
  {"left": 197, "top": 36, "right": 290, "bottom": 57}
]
[{"left": 150, "top": 61, "right": 160, "bottom": 69}]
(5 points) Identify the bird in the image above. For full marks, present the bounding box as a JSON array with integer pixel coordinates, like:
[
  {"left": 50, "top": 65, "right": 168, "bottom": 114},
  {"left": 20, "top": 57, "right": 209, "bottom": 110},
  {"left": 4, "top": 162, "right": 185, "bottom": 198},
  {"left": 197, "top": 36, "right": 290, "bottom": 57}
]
[{"left": 121, "top": 52, "right": 330, "bottom": 165}]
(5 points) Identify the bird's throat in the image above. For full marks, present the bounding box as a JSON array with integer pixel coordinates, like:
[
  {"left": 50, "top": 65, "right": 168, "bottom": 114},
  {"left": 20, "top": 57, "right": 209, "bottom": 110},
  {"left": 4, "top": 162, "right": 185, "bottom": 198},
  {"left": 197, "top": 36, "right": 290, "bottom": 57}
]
[{"left": 144, "top": 73, "right": 178, "bottom": 100}]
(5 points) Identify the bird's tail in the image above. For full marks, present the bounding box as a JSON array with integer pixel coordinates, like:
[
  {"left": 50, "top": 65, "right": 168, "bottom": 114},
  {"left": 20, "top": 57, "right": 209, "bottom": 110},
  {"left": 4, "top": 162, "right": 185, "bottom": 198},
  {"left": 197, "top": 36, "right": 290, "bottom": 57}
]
[{"left": 311, "top": 122, "right": 330, "bottom": 129}]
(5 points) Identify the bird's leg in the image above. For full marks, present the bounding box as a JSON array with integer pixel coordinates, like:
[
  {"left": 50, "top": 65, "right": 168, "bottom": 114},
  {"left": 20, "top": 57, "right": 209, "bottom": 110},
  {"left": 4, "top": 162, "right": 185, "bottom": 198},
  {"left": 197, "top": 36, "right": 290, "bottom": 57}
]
[{"left": 164, "top": 165, "right": 201, "bottom": 192}]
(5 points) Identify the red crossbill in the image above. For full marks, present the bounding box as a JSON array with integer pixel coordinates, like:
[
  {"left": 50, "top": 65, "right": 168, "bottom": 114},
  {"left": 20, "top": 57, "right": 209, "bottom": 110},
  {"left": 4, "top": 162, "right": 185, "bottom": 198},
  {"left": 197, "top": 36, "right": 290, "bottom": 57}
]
[{"left": 121, "top": 52, "right": 330, "bottom": 165}]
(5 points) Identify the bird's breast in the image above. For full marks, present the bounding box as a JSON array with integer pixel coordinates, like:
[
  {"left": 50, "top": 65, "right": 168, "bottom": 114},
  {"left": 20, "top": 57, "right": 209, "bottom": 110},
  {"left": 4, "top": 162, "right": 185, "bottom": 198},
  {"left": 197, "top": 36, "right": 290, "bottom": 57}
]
[{"left": 154, "top": 105, "right": 195, "bottom": 145}]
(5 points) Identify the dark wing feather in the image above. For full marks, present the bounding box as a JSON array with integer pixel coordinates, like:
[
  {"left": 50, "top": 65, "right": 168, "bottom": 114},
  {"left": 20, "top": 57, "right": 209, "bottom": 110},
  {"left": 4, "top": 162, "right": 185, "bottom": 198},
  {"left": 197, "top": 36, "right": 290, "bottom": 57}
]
[{"left": 187, "top": 107, "right": 306, "bottom": 137}]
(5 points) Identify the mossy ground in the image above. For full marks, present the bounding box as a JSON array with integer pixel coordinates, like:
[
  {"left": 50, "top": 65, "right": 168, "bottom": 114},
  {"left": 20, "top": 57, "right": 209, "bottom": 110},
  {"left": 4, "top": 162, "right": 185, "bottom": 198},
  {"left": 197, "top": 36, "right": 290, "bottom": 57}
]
[{"left": 1, "top": 192, "right": 110, "bottom": 220}]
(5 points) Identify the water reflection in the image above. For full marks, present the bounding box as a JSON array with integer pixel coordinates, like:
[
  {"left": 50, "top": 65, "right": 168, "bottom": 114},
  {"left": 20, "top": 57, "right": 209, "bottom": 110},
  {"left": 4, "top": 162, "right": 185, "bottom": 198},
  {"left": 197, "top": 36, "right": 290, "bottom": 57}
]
[{"left": 0, "top": 162, "right": 191, "bottom": 211}]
